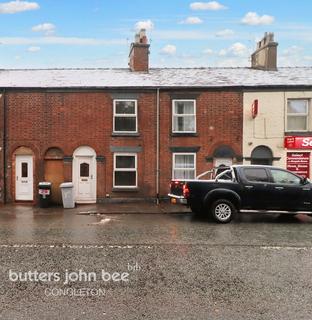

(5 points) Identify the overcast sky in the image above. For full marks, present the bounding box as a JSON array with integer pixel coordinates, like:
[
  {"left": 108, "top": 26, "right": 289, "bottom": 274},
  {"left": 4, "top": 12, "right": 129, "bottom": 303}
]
[{"left": 0, "top": 0, "right": 311, "bottom": 69}]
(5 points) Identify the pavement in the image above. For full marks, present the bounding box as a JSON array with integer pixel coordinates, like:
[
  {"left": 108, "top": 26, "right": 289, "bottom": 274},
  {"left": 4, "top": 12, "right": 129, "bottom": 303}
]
[
  {"left": 0, "top": 201, "right": 191, "bottom": 216},
  {"left": 0, "top": 204, "right": 312, "bottom": 319}
]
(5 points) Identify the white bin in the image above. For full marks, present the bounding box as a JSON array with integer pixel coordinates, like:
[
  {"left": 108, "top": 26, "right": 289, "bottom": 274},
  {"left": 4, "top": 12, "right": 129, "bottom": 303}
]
[{"left": 60, "top": 182, "right": 75, "bottom": 209}]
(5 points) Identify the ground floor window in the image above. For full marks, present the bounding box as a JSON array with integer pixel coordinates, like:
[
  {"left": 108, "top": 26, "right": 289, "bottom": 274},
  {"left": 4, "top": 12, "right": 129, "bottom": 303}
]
[
  {"left": 114, "top": 154, "right": 137, "bottom": 188},
  {"left": 172, "top": 153, "right": 196, "bottom": 179}
]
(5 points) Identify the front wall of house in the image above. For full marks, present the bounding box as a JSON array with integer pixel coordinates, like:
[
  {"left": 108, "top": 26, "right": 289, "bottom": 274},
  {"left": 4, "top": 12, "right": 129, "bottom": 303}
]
[
  {"left": 243, "top": 90, "right": 312, "bottom": 178},
  {"left": 159, "top": 90, "right": 243, "bottom": 196},
  {"left": 243, "top": 91, "right": 285, "bottom": 166},
  {"left": 5, "top": 90, "right": 157, "bottom": 203},
  {"left": 3, "top": 89, "right": 243, "bottom": 204}
]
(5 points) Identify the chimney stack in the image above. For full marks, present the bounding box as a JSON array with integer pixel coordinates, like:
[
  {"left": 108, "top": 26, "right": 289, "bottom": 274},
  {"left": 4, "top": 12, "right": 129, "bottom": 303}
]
[
  {"left": 129, "top": 29, "right": 150, "bottom": 72},
  {"left": 251, "top": 32, "right": 278, "bottom": 71}
]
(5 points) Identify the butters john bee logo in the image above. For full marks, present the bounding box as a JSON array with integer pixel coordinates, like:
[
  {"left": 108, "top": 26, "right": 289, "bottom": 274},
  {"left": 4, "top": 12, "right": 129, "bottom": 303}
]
[{"left": 9, "top": 262, "right": 141, "bottom": 285}]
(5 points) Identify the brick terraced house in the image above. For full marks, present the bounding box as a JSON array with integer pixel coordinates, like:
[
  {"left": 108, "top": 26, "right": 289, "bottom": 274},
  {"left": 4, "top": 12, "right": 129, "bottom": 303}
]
[{"left": 0, "top": 30, "right": 311, "bottom": 205}]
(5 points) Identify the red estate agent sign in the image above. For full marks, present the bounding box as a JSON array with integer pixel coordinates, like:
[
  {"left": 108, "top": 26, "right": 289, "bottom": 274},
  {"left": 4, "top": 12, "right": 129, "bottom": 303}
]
[
  {"left": 287, "top": 152, "right": 310, "bottom": 178},
  {"left": 284, "top": 136, "right": 312, "bottom": 149}
]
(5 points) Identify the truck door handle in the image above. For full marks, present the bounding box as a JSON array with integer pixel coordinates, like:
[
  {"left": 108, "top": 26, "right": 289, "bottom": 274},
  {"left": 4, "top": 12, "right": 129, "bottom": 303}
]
[
  {"left": 245, "top": 185, "right": 254, "bottom": 189},
  {"left": 275, "top": 186, "right": 284, "bottom": 190}
]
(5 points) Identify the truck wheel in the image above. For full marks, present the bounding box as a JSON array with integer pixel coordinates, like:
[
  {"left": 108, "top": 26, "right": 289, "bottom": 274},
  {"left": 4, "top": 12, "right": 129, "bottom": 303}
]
[{"left": 211, "top": 199, "right": 235, "bottom": 223}]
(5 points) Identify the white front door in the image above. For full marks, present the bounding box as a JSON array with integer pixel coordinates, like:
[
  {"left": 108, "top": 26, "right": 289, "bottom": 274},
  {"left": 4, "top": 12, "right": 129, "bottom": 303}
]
[
  {"left": 15, "top": 155, "right": 33, "bottom": 201},
  {"left": 75, "top": 156, "right": 96, "bottom": 203}
]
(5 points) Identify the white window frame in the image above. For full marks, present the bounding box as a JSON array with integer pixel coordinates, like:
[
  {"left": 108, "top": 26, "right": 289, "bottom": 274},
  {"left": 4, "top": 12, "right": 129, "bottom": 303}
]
[
  {"left": 172, "top": 153, "right": 196, "bottom": 180},
  {"left": 172, "top": 99, "right": 196, "bottom": 133},
  {"left": 113, "top": 153, "right": 138, "bottom": 188},
  {"left": 286, "top": 99, "right": 309, "bottom": 132},
  {"left": 113, "top": 99, "right": 138, "bottom": 133}
]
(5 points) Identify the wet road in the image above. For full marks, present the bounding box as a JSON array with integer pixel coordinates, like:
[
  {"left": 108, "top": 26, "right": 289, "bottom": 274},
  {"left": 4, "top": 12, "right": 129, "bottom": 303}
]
[{"left": 0, "top": 206, "right": 312, "bottom": 319}]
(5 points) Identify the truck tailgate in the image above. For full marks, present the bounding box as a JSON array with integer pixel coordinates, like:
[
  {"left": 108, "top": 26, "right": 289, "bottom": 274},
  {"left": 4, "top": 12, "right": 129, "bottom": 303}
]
[{"left": 168, "top": 180, "right": 188, "bottom": 204}]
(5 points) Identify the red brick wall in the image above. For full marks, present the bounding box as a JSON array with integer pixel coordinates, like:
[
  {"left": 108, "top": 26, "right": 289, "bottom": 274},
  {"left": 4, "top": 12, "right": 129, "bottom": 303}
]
[
  {"left": 0, "top": 94, "right": 4, "bottom": 203},
  {"left": 159, "top": 90, "right": 243, "bottom": 196},
  {"left": 4, "top": 89, "right": 242, "bottom": 203},
  {"left": 129, "top": 44, "right": 149, "bottom": 72},
  {"left": 5, "top": 90, "right": 156, "bottom": 203}
]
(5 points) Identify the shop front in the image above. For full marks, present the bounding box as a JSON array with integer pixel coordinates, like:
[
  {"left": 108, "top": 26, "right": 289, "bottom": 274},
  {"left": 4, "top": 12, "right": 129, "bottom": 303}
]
[{"left": 284, "top": 136, "right": 312, "bottom": 178}]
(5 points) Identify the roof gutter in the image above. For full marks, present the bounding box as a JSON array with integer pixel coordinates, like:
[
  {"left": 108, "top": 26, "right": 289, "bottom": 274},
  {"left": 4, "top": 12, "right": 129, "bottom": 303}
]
[{"left": 0, "top": 85, "right": 312, "bottom": 91}]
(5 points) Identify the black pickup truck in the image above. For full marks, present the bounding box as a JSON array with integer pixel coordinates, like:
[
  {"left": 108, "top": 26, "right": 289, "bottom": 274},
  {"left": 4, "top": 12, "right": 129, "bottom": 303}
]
[{"left": 169, "top": 165, "right": 312, "bottom": 223}]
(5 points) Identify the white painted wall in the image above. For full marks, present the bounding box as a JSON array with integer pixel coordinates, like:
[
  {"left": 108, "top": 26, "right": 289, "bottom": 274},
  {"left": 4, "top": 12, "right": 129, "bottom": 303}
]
[{"left": 243, "top": 90, "right": 312, "bottom": 175}]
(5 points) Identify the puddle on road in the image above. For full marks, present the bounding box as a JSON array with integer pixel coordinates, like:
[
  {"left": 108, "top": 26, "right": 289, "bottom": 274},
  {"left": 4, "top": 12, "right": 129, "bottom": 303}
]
[
  {"left": 88, "top": 216, "right": 121, "bottom": 226},
  {"left": 89, "top": 218, "right": 111, "bottom": 226}
]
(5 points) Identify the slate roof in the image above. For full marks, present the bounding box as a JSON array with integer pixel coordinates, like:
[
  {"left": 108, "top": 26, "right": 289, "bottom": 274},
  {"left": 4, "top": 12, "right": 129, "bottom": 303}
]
[{"left": 0, "top": 67, "right": 311, "bottom": 88}]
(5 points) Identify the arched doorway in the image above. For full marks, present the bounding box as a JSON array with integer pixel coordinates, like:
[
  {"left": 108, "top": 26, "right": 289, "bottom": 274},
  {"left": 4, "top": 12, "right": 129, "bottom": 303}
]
[
  {"left": 73, "top": 146, "right": 97, "bottom": 203},
  {"left": 251, "top": 146, "right": 273, "bottom": 165},
  {"left": 14, "top": 147, "right": 34, "bottom": 201},
  {"left": 44, "top": 147, "right": 64, "bottom": 204}
]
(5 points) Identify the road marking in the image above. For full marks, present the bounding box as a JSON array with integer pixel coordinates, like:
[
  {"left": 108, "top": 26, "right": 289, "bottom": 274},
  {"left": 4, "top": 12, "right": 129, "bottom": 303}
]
[
  {"left": 0, "top": 243, "right": 310, "bottom": 251},
  {"left": 261, "top": 246, "right": 309, "bottom": 251},
  {"left": 0, "top": 244, "right": 152, "bottom": 249}
]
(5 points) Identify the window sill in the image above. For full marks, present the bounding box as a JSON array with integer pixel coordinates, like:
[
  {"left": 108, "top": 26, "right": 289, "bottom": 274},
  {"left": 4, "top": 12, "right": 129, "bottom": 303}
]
[
  {"left": 112, "top": 132, "right": 140, "bottom": 137},
  {"left": 171, "top": 133, "right": 198, "bottom": 137},
  {"left": 285, "top": 131, "right": 311, "bottom": 136},
  {"left": 112, "top": 187, "right": 139, "bottom": 192}
]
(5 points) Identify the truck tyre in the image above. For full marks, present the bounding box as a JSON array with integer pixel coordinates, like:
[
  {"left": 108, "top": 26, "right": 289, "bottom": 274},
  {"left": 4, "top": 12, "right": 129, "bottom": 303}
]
[{"left": 211, "top": 199, "right": 236, "bottom": 223}]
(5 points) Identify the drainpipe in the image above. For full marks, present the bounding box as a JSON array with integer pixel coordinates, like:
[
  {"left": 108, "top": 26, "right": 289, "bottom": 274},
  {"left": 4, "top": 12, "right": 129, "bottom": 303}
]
[
  {"left": 2, "top": 89, "right": 7, "bottom": 203},
  {"left": 156, "top": 88, "right": 160, "bottom": 205}
]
